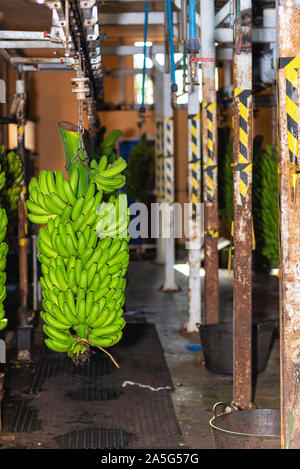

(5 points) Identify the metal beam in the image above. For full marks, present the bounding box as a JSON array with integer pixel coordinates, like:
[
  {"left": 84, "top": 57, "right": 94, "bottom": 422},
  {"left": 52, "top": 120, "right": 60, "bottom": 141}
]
[
  {"left": 215, "top": 27, "right": 276, "bottom": 43},
  {"left": 0, "top": 41, "right": 64, "bottom": 49},
  {"left": 0, "top": 29, "right": 275, "bottom": 53},
  {"left": 99, "top": 11, "right": 179, "bottom": 25},
  {"left": 0, "top": 31, "right": 49, "bottom": 40},
  {"left": 215, "top": 0, "right": 233, "bottom": 27}
]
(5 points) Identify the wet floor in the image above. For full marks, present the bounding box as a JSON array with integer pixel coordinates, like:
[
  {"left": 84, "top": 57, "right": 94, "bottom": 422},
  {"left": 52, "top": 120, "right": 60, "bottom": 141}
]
[
  {"left": 0, "top": 259, "right": 280, "bottom": 449},
  {"left": 125, "top": 260, "right": 280, "bottom": 449}
]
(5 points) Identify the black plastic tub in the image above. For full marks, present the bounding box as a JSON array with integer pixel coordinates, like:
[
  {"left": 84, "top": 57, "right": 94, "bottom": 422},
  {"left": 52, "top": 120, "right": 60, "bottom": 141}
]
[{"left": 197, "top": 320, "right": 275, "bottom": 375}]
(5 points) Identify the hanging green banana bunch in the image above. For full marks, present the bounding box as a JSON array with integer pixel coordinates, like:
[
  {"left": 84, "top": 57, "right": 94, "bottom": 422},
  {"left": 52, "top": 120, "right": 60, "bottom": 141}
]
[
  {"left": 260, "top": 145, "right": 279, "bottom": 266},
  {"left": 0, "top": 146, "right": 23, "bottom": 240},
  {"left": 0, "top": 163, "right": 8, "bottom": 332},
  {"left": 26, "top": 164, "right": 130, "bottom": 364}
]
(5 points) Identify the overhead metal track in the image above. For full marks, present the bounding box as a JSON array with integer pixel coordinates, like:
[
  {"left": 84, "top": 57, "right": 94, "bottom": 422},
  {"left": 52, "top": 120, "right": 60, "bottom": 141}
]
[{"left": 58, "top": 0, "right": 104, "bottom": 103}]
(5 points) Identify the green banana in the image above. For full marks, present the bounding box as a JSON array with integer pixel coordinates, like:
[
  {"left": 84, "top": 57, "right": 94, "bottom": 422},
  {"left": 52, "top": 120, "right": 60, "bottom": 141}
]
[
  {"left": 44, "top": 311, "right": 70, "bottom": 330},
  {"left": 63, "top": 179, "right": 77, "bottom": 205},
  {"left": 55, "top": 170, "right": 68, "bottom": 202},
  {"left": 88, "top": 332, "right": 123, "bottom": 348},
  {"left": 91, "top": 318, "right": 125, "bottom": 337},
  {"left": 71, "top": 197, "right": 85, "bottom": 221},
  {"left": 46, "top": 171, "right": 57, "bottom": 194},
  {"left": 43, "top": 324, "right": 73, "bottom": 344},
  {"left": 89, "top": 306, "right": 111, "bottom": 328},
  {"left": 45, "top": 337, "right": 73, "bottom": 352},
  {"left": 69, "top": 168, "right": 79, "bottom": 195}
]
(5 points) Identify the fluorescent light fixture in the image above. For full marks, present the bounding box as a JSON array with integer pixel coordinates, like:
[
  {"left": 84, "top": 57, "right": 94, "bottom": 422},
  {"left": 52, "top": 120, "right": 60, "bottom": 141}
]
[
  {"left": 173, "top": 263, "right": 205, "bottom": 277},
  {"left": 134, "top": 41, "right": 153, "bottom": 47}
]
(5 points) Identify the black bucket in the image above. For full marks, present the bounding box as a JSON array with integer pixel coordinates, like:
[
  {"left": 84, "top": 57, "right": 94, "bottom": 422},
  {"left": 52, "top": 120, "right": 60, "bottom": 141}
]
[
  {"left": 209, "top": 403, "right": 280, "bottom": 449},
  {"left": 197, "top": 320, "right": 275, "bottom": 375}
]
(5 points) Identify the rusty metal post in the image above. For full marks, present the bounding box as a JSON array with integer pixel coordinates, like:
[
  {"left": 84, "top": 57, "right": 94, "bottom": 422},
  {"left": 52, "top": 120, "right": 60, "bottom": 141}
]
[
  {"left": 16, "top": 76, "right": 31, "bottom": 362},
  {"left": 200, "top": 0, "right": 219, "bottom": 324},
  {"left": 276, "top": 0, "right": 300, "bottom": 449},
  {"left": 232, "top": 0, "right": 254, "bottom": 410}
]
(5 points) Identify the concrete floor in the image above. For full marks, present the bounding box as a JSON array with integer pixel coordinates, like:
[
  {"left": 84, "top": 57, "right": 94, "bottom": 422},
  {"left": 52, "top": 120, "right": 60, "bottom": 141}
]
[
  {"left": 125, "top": 260, "right": 280, "bottom": 449},
  {"left": 0, "top": 258, "right": 280, "bottom": 449}
]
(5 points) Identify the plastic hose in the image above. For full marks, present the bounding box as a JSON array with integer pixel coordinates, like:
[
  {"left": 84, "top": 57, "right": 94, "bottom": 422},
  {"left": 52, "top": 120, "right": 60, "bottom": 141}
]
[
  {"left": 189, "top": 0, "right": 196, "bottom": 40},
  {"left": 166, "top": 0, "right": 177, "bottom": 89},
  {"left": 141, "top": 1, "right": 149, "bottom": 110}
]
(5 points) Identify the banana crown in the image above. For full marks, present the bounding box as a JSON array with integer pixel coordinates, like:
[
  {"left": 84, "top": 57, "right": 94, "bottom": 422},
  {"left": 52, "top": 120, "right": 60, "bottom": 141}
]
[{"left": 88, "top": 155, "right": 127, "bottom": 193}]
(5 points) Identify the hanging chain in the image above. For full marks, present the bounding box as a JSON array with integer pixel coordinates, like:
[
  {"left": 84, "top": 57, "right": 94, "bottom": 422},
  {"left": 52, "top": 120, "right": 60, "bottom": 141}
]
[
  {"left": 78, "top": 98, "right": 84, "bottom": 137},
  {"left": 65, "top": 98, "right": 89, "bottom": 171}
]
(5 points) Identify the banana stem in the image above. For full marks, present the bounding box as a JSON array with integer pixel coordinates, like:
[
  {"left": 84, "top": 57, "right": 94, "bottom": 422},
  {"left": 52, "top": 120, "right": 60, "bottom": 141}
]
[
  {"left": 57, "top": 121, "right": 90, "bottom": 198},
  {"left": 95, "top": 346, "right": 120, "bottom": 368}
]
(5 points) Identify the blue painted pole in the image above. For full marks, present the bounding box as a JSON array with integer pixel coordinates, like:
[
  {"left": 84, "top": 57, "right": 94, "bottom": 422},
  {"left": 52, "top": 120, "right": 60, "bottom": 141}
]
[
  {"left": 141, "top": 1, "right": 149, "bottom": 109},
  {"left": 166, "top": 0, "right": 177, "bottom": 88},
  {"left": 189, "top": 0, "right": 196, "bottom": 40}
]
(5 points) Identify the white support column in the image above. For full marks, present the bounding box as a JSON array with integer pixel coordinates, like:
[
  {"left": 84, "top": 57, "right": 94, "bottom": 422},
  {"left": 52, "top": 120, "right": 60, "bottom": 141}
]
[
  {"left": 200, "top": 0, "right": 219, "bottom": 324},
  {"left": 154, "top": 66, "right": 165, "bottom": 264},
  {"left": 161, "top": 72, "right": 179, "bottom": 292},
  {"left": 183, "top": 83, "right": 202, "bottom": 332}
]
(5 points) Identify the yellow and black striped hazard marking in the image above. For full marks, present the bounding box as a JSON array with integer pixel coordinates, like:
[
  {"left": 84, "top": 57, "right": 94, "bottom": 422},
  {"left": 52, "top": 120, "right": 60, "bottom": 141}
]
[
  {"left": 155, "top": 121, "right": 164, "bottom": 199},
  {"left": 278, "top": 57, "right": 300, "bottom": 201},
  {"left": 203, "top": 102, "right": 217, "bottom": 203},
  {"left": 164, "top": 116, "right": 174, "bottom": 204},
  {"left": 164, "top": 156, "right": 174, "bottom": 204},
  {"left": 233, "top": 89, "right": 252, "bottom": 207},
  {"left": 159, "top": 153, "right": 165, "bottom": 200},
  {"left": 188, "top": 113, "right": 201, "bottom": 219},
  {"left": 204, "top": 229, "right": 219, "bottom": 239}
]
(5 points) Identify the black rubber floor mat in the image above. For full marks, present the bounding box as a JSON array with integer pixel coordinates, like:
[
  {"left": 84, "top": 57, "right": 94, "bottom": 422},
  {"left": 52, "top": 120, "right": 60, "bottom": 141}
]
[
  {"left": 57, "top": 427, "right": 131, "bottom": 449},
  {"left": 13, "top": 400, "right": 40, "bottom": 433},
  {"left": 15, "top": 324, "right": 183, "bottom": 449},
  {"left": 30, "top": 345, "right": 122, "bottom": 394},
  {"left": 65, "top": 387, "right": 123, "bottom": 401}
]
